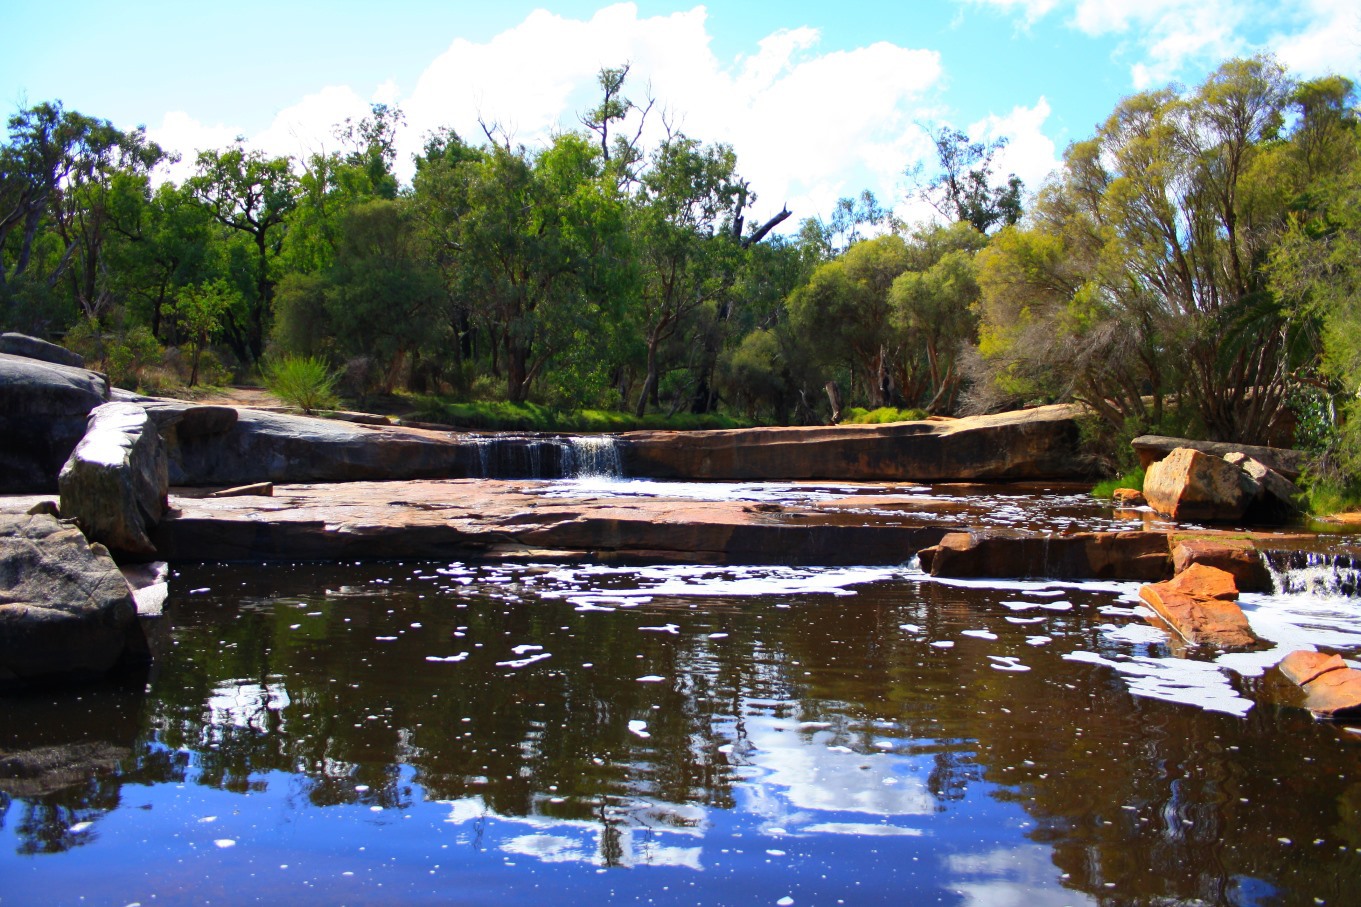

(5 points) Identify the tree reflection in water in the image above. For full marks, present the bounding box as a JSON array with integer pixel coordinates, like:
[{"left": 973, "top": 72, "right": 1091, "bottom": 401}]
[{"left": 2, "top": 559, "right": 1360, "bottom": 904}]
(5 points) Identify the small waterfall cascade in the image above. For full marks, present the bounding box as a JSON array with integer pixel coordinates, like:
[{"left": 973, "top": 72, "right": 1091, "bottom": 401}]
[
  {"left": 455, "top": 433, "right": 622, "bottom": 480},
  {"left": 567, "top": 436, "right": 623, "bottom": 479},
  {"left": 1263, "top": 549, "right": 1361, "bottom": 598}
]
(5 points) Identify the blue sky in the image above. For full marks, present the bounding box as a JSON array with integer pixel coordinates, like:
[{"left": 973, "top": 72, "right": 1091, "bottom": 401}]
[{"left": 4, "top": 1, "right": 1358, "bottom": 228}]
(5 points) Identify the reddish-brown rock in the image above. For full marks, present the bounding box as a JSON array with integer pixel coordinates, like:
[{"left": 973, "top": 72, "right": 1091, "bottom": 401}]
[
  {"left": 146, "top": 480, "right": 951, "bottom": 566},
  {"left": 1132, "top": 435, "right": 1306, "bottom": 480},
  {"left": 1143, "top": 448, "right": 1256, "bottom": 523},
  {"left": 920, "top": 530, "right": 1172, "bottom": 581},
  {"left": 1273, "top": 650, "right": 1361, "bottom": 720},
  {"left": 1112, "top": 488, "right": 1146, "bottom": 506},
  {"left": 1138, "top": 565, "right": 1258, "bottom": 649},
  {"left": 1278, "top": 650, "right": 1349, "bottom": 687},
  {"left": 619, "top": 404, "right": 1097, "bottom": 482},
  {"left": 1171, "top": 538, "right": 1272, "bottom": 592}
]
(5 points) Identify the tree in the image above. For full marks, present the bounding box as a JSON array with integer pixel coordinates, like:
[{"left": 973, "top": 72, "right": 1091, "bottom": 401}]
[
  {"left": 910, "top": 126, "right": 1022, "bottom": 233},
  {"left": 173, "top": 279, "right": 238, "bottom": 386},
  {"left": 0, "top": 101, "right": 167, "bottom": 328},
  {"left": 785, "top": 235, "right": 910, "bottom": 411},
  {"left": 889, "top": 223, "right": 988, "bottom": 412},
  {"left": 974, "top": 56, "right": 1301, "bottom": 443},
  {"left": 188, "top": 144, "right": 297, "bottom": 362},
  {"left": 630, "top": 134, "right": 746, "bottom": 415}
]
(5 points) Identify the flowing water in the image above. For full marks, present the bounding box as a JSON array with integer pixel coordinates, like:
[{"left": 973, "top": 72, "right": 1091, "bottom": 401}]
[{"left": 4, "top": 485, "right": 1361, "bottom": 905}]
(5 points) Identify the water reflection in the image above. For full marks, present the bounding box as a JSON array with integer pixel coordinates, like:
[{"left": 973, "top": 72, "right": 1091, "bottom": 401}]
[{"left": 2, "top": 560, "right": 1361, "bottom": 904}]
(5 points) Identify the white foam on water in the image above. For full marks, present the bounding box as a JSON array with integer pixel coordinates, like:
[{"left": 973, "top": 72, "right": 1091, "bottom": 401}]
[
  {"left": 962, "top": 629, "right": 999, "bottom": 640},
  {"left": 1101, "top": 623, "right": 1168, "bottom": 645},
  {"left": 1064, "top": 650, "right": 1253, "bottom": 716},
  {"left": 496, "top": 652, "right": 552, "bottom": 669},
  {"left": 1222, "top": 589, "right": 1361, "bottom": 677},
  {"left": 627, "top": 720, "right": 650, "bottom": 738}
]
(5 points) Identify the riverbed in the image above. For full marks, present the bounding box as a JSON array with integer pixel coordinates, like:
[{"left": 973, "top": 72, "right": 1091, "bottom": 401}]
[{"left": 3, "top": 483, "right": 1361, "bottom": 905}]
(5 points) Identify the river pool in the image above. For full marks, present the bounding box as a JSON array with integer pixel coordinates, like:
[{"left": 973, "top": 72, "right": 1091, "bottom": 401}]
[{"left": 4, "top": 489, "right": 1361, "bottom": 905}]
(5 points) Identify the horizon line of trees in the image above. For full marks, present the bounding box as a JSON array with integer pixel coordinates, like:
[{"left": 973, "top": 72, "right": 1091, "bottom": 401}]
[{"left": 4, "top": 56, "right": 1361, "bottom": 488}]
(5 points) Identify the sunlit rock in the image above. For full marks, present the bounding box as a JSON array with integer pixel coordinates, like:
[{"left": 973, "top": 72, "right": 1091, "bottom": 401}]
[
  {"left": 0, "top": 513, "right": 148, "bottom": 687},
  {"left": 918, "top": 529, "right": 1171, "bottom": 581},
  {"left": 1143, "top": 448, "right": 1257, "bottom": 523},
  {"left": 1112, "top": 487, "right": 1146, "bottom": 506},
  {"left": 619, "top": 404, "right": 1098, "bottom": 482},
  {"left": 1271, "top": 650, "right": 1361, "bottom": 720},
  {"left": 1132, "top": 435, "right": 1305, "bottom": 480},
  {"left": 1171, "top": 538, "right": 1272, "bottom": 592},
  {"left": 1138, "top": 564, "right": 1258, "bottom": 649},
  {"left": 59, "top": 402, "right": 168, "bottom": 557}
]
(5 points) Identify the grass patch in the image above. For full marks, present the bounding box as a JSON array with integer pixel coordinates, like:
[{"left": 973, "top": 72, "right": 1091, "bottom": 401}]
[
  {"left": 410, "top": 397, "right": 749, "bottom": 432},
  {"left": 1091, "top": 466, "right": 1145, "bottom": 499},
  {"left": 842, "top": 406, "right": 928, "bottom": 424},
  {"left": 1301, "top": 474, "right": 1361, "bottom": 517}
]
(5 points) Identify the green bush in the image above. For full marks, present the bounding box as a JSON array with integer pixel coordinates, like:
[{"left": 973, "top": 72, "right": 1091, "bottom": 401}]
[
  {"left": 65, "top": 320, "right": 163, "bottom": 390},
  {"left": 842, "top": 406, "right": 928, "bottom": 424},
  {"left": 263, "top": 355, "right": 339, "bottom": 414},
  {"left": 1091, "top": 466, "right": 1145, "bottom": 499},
  {"left": 410, "top": 396, "right": 747, "bottom": 432}
]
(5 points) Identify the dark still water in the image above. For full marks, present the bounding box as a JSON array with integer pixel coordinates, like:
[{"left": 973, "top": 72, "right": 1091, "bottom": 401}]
[{"left": 4, "top": 560, "right": 1361, "bottom": 906}]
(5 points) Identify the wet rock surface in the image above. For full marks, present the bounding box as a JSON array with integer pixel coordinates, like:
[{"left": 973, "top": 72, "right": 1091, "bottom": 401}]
[
  {"left": 144, "top": 480, "right": 956, "bottom": 566},
  {"left": 1271, "top": 650, "right": 1361, "bottom": 720},
  {"left": 1138, "top": 564, "right": 1259, "bottom": 649},
  {"left": 919, "top": 529, "right": 1172, "bottom": 581},
  {"left": 1171, "top": 538, "right": 1273, "bottom": 592}
]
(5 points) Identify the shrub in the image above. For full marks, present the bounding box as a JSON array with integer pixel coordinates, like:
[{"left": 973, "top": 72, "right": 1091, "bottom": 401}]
[
  {"left": 1091, "top": 466, "right": 1145, "bottom": 499},
  {"left": 842, "top": 406, "right": 928, "bottom": 424},
  {"left": 262, "top": 355, "right": 339, "bottom": 414}
]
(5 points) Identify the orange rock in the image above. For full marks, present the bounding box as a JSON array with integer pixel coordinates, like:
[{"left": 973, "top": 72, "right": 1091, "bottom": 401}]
[
  {"left": 1171, "top": 539, "right": 1272, "bottom": 592},
  {"left": 1138, "top": 578, "right": 1258, "bottom": 649},
  {"left": 1112, "top": 487, "right": 1146, "bottom": 506},
  {"left": 1278, "top": 650, "right": 1348, "bottom": 687},
  {"left": 1298, "top": 667, "right": 1361, "bottom": 720},
  {"left": 1163, "top": 563, "right": 1239, "bottom": 601}
]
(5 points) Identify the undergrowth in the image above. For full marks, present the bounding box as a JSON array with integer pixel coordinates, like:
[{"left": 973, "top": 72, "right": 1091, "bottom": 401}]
[
  {"left": 1091, "top": 466, "right": 1145, "bottom": 499},
  {"left": 841, "top": 406, "right": 928, "bottom": 424},
  {"left": 411, "top": 397, "right": 748, "bottom": 432}
]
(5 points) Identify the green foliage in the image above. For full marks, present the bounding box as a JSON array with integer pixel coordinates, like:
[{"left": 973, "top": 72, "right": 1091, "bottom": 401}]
[
  {"left": 174, "top": 279, "right": 238, "bottom": 385},
  {"left": 1091, "top": 467, "right": 1145, "bottom": 500},
  {"left": 411, "top": 396, "right": 745, "bottom": 432},
  {"left": 842, "top": 406, "right": 927, "bottom": 424},
  {"left": 262, "top": 354, "right": 339, "bottom": 414},
  {"left": 65, "top": 318, "right": 163, "bottom": 390}
]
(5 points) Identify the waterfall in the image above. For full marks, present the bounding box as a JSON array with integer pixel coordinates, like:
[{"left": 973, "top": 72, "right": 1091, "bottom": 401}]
[
  {"left": 1264, "top": 549, "right": 1361, "bottom": 598},
  {"left": 568, "top": 436, "right": 623, "bottom": 479},
  {"left": 456, "top": 434, "right": 620, "bottom": 479}
]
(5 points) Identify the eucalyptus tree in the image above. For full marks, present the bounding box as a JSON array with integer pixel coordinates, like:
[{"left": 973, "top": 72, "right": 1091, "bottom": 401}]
[
  {"left": 1, "top": 101, "right": 167, "bottom": 328},
  {"left": 974, "top": 56, "right": 1301, "bottom": 442},
  {"left": 416, "top": 131, "right": 635, "bottom": 404},
  {"left": 785, "top": 234, "right": 911, "bottom": 410},
  {"left": 188, "top": 143, "right": 297, "bottom": 362},
  {"left": 629, "top": 134, "right": 746, "bottom": 415}
]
